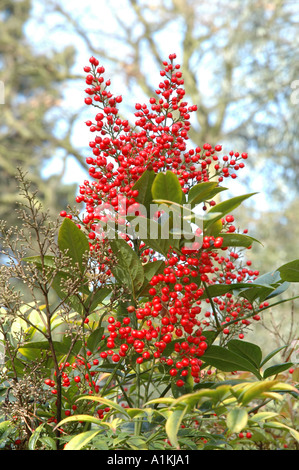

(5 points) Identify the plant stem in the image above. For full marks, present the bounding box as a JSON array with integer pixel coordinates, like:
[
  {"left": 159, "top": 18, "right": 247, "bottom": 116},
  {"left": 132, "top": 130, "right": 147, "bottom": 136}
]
[
  {"left": 144, "top": 356, "right": 157, "bottom": 404},
  {"left": 134, "top": 363, "right": 142, "bottom": 436},
  {"left": 100, "top": 358, "right": 125, "bottom": 396},
  {"left": 202, "top": 280, "right": 221, "bottom": 331}
]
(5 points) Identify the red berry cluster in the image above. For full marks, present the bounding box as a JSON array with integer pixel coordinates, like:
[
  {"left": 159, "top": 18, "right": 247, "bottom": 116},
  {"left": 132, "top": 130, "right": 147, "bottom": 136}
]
[
  {"left": 44, "top": 352, "right": 114, "bottom": 419},
  {"left": 59, "top": 54, "right": 261, "bottom": 388},
  {"left": 74, "top": 54, "right": 249, "bottom": 235}
]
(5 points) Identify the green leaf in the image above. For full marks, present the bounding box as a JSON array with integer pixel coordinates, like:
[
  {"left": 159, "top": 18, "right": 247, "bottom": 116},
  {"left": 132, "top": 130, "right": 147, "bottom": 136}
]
[
  {"left": 165, "top": 407, "right": 188, "bottom": 449},
  {"left": 204, "top": 192, "right": 258, "bottom": 228},
  {"left": 253, "top": 270, "right": 282, "bottom": 286},
  {"left": 248, "top": 412, "right": 279, "bottom": 423},
  {"left": 220, "top": 233, "right": 262, "bottom": 248},
  {"left": 51, "top": 271, "right": 84, "bottom": 312},
  {"left": 265, "top": 281, "right": 290, "bottom": 300},
  {"left": 227, "top": 339, "right": 262, "bottom": 369},
  {"left": 127, "top": 436, "right": 148, "bottom": 450},
  {"left": 226, "top": 408, "right": 248, "bottom": 433},
  {"left": 37, "top": 436, "right": 57, "bottom": 450},
  {"left": 22, "top": 255, "right": 56, "bottom": 270},
  {"left": 240, "top": 285, "right": 275, "bottom": 303},
  {"left": 138, "top": 260, "right": 165, "bottom": 296},
  {"left": 171, "top": 372, "right": 194, "bottom": 398},
  {"left": 201, "top": 330, "right": 218, "bottom": 346},
  {"left": 18, "top": 344, "right": 44, "bottom": 361},
  {"left": 0, "top": 420, "right": 14, "bottom": 438},
  {"left": 238, "top": 270, "right": 291, "bottom": 303},
  {"left": 200, "top": 282, "right": 264, "bottom": 299},
  {"left": 260, "top": 346, "right": 287, "bottom": 367},
  {"left": 173, "top": 385, "right": 231, "bottom": 407},
  {"left": 277, "top": 259, "right": 299, "bottom": 282},
  {"left": 109, "top": 238, "right": 144, "bottom": 298},
  {"left": 85, "top": 287, "right": 111, "bottom": 312},
  {"left": 133, "top": 217, "right": 179, "bottom": 257},
  {"left": 39, "top": 436, "right": 57, "bottom": 450},
  {"left": 64, "top": 430, "right": 101, "bottom": 450},
  {"left": 264, "top": 422, "right": 299, "bottom": 443},
  {"left": 151, "top": 170, "right": 183, "bottom": 205},
  {"left": 58, "top": 217, "right": 90, "bottom": 273},
  {"left": 145, "top": 397, "right": 175, "bottom": 407},
  {"left": 188, "top": 182, "right": 227, "bottom": 207},
  {"left": 205, "top": 218, "right": 223, "bottom": 237},
  {"left": 240, "top": 270, "right": 289, "bottom": 303},
  {"left": 263, "top": 362, "right": 294, "bottom": 379},
  {"left": 202, "top": 345, "right": 262, "bottom": 378},
  {"left": 87, "top": 327, "right": 104, "bottom": 353},
  {"left": 143, "top": 260, "right": 165, "bottom": 282},
  {"left": 58, "top": 414, "right": 112, "bottom": 428},
  {"left": 19, "top": 340, "right": 81, "bottom": 360},
  {"left": 115, "top": 300, "right": 134, "bottom": 323},
  {"left": 238, "top": 380, "right": 285, "bottom": 406},
  {"left": 28, "top": 424, "right": 45, "bottom": 450},
  {"left": 76, "top": 396, "right": 129, "bottom": 417},
  {"left": 131, "top": 169, "right": 156, "bottom": 212},
  {"left": 126, "top": 408, "right": 146, "bottom": 419}
]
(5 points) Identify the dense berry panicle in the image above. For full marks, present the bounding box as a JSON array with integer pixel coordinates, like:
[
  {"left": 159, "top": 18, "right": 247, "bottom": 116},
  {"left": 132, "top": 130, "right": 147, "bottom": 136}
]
[{"left": 60, "top": 54, "right": 261, "bottom": 387}]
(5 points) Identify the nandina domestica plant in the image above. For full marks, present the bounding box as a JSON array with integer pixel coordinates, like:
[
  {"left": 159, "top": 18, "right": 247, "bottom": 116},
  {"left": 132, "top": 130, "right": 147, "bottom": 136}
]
[
  {"left": 0, "top": 54, "right": 298, "bottom": 451},
  {"left": 60, "top": 53, "right": 297, "bottom": 382}
]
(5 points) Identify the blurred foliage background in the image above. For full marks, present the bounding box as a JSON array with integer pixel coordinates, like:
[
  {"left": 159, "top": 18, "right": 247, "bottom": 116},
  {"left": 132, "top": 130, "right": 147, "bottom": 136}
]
[{"left": 0, "top": 0, "right": 298, "bottom": 355}]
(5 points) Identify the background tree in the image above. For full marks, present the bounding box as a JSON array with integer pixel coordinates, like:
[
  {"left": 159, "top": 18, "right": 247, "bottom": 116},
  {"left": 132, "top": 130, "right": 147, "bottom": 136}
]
[
  {"left": 0, "top": 0, "right": 85, "bottom": 229},
  {"left": 235, "top": 196, "right": 299, "bottom": 355}
]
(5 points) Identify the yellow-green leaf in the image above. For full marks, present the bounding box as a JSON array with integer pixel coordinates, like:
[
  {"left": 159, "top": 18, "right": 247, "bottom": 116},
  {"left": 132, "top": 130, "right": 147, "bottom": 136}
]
[
  {"left": 64, "top": 430, "right": 101, "bottom": 450},
  {"left": 239, "top": 380, "right": 279, "bottom": 405},
  {"left": 165, "top": 407, "right": 188, "bottom": 449},
  {"left": 57, "top": 414, "right": 111, "bottom": 429},
  {"left": 226, "top": 408, "right": 248, "bottom": 433},
  {"left": 76, "top": 396, "right": 129, "bottom": 417},
  {"left": 264, "top": 422, "right": 299, "bottom": 443},
  {"left": 151, "top": 170, "right": 183, "bottom": 205}
]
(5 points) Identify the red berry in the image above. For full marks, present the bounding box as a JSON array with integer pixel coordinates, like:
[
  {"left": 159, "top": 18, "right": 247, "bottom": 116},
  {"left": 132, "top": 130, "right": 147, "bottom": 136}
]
[
  {"left": 112, "top": 354, "right": 120, "bottom": 363},
  {"left": 176, "top": 379, "right": 184, "bottom": 387}
]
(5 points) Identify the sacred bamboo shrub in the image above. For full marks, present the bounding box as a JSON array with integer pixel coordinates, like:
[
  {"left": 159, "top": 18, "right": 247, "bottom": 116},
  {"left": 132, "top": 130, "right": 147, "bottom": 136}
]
[{"left": 58, "top": 53, "right": 275, "bottom": 388}]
